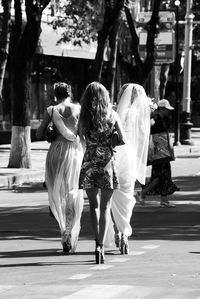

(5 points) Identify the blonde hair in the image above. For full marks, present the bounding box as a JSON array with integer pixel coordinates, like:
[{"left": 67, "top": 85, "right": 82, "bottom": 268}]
[{"left": 80, "top": 82, "right": 113, "bottom": 133}]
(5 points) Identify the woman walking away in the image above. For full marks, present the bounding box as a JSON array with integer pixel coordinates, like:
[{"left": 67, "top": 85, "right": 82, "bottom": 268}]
[
  {"left": 136, "top": 99, "right": 179, "bottom": 207},
  {"left": 36, "top": 82, "right": 84, "bottom": 254},
  {"left": 108, "top": 83, "right": 151, "bottom": 254},
  {"left": 79, "top": 82, "right": 126, "bottom": 264}
]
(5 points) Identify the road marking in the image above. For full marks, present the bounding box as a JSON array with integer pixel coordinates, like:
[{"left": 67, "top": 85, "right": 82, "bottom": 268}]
[
  {"left": 68, "top": 274, "right": 92, "bottom": 280},
  {"left": 110, "top": 258, "right": 129, "bottom": 263},
  {"left": 141, "top": 245, "right": 160, "bottom": 249},
  {"left": 59, "top": 284, "right": 132, "bottom": 299},
  {"left": 129, "top": 251, "right": 145, "bottom": 256},
  {"left": 90, "top": 265, "right": 113, "bottom": 270}
]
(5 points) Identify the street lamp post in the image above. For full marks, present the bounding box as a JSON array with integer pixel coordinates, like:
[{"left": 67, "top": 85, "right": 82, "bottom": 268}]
[
  {"left": 180, "top": 0, "right": 194, "bottom": 145},
  {"left": 174, "top": 0, "right": 181, "bottom": 146}
]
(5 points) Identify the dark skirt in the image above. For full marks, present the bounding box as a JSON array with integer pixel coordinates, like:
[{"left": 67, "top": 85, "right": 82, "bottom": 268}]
[{"left": 145, "top": 161, "right": 179, "bottom": 196}]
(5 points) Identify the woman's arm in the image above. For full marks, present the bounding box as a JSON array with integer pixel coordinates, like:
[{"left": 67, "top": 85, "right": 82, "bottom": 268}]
[
  {"left": 150, "top": 118, "right": 155, "bottom": 127},
  {"left": 78, "top": 121, "right": 86, "bottom": 152},
  {"left": 36, "top": 109, "right": 50, "bottom": 140},
  {"left": 115, "top": 112, "right": 127, "bottom": 144}
]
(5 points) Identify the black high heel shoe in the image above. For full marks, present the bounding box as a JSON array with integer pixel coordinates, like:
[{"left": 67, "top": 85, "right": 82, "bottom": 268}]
[
  {"left": 114, "top": 232, "right": 121, "bottom": 248},
  {"left": 62, "top": 234, "right": 72, "bottom": 254},
  {"left": 100, "top": 245, "right": 105, "bottom": 264},
  {"left": 120, "top": 234, "right": 129, "bottom": 255},
  {"left": 95, "top": 240, "right": 105, "bottom": 264}
]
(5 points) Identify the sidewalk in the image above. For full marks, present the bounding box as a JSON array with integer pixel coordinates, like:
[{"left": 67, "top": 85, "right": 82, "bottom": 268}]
[{"left": 0, "top": 128, "right": 200, "bottom": 188}]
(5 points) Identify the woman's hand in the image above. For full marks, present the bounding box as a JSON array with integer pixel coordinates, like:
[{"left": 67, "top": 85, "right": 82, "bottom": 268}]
[{"left": 36, "top": 110, "right": 50, "bottom": 140}]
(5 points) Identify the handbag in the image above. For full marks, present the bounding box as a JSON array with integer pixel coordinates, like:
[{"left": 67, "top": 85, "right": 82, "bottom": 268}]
[
  {"left": 45, "top": 107, "right": 56, "bottom": 143},
  {"left": 110, "top": 122, "right": 125, "bottom": 149},
  {"left": 147, "top": 131, "right": 175, "bottom": 165}
]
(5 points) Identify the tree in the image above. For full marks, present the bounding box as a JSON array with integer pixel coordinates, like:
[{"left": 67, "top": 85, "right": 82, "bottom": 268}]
[
  {"left": 118, "top": 0, "right": 162, "bottom": 86},
  {"left": 51, "top": 0, "right": 125, "bottom": 100},
  {"left": 0, "top": 0, "right": 12, "bottom": 121},
  {"left": 44, "top": 1, "right": 164, "bottom": 95},
  {"left": 91, "top": 0, "right": 125, "bottom": 83},
  {"left": 8, "top": 0, "right": 51, "bottom": 168}
]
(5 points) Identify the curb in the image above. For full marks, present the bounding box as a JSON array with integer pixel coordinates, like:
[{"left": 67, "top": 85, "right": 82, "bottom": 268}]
[{"left": 0, "top": 170, "right": 45, "bottom": 188}]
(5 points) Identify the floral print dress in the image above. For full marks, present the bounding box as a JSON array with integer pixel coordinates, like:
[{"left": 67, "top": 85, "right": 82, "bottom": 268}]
[{"left": 79, "top": 124, "right": 119, "bottom": 190}]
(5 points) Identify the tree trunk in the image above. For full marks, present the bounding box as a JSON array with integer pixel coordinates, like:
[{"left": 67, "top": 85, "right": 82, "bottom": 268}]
[
  {"left": 8, "top": 0, "right": 50, "bottom": 168},
  {"left": 160, "top": 63, "right": 170, "bottom": 99},
  {"left": 0, "top": 0, "right": 12, "bottom": 121},
  {"left": 92, "top": 30, "right": 109, "bottom": 82},
  {"left": 121, "top": 1, "right": 162, "bottom": 86},
  {"left": 106, "top": 19, "right": 120, "bottom": 102},
  {"left": 8, "top": 126, "right": 32, "bottom": 168},
  {"left": 91, "top": 0, "right": 125, "bottom": 82}
]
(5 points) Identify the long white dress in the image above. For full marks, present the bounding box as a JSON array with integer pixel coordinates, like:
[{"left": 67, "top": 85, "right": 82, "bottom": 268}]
[
  {"left": 45, "top": 106, "right": 84, "bottom": 252},
  {"left": 108, "top": 83, "right": 151, "bottom": 241}
]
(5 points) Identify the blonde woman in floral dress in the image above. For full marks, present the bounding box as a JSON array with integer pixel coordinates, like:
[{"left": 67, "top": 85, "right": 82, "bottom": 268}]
[{"left": 79, "top": 82, "right": 126, "bottom": 264}]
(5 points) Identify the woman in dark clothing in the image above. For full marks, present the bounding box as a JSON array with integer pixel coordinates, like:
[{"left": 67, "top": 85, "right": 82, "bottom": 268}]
[
  {"left": 79, "top": 81, "right": 126, "bottom": 264},
  {"left": 136, "top": 99, "right": 179, "bottom": 207}
]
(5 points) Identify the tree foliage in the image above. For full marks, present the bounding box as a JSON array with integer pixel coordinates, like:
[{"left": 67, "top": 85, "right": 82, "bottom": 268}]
[{"left": 52, "top": 0, "right": 103, "bottom": 46}]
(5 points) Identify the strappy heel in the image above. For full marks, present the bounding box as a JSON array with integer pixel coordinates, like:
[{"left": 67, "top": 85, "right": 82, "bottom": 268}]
[
  {"left": 114, "top": 232, "right": 121, "bottom": 248},
  {"left": 95, "top": 247, "right": 101, "bottom": 264},
  {"left": 120, "top": 234, "right": 129, "bottom": 255},
  {"left": 100, "top": 245, "right": 105, "bottom": 264},
  {"left": 95, "top": 240, "right": 105, "bottom": 264},
  {"left": 62, "top": 233, "right": 72, "bottom": 254}
]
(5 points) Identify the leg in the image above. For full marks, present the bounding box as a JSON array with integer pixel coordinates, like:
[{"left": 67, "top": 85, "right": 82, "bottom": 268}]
[
  {"left": 160, "top": 195, "right": 176, "bottom": 208},
  {"left": 98, "top": 188, "right": 113, "bottom": 245},
  {"left": 141, "top": 178, "right": 159, "bottom": 199},
  {"left": 86, "top": 188, "right": 100, "bottom": 242},
  {"left": 136, "top": 178, "right": 159, "bottom": 205},
  {"left": 111, "top": 209, "right": 121, "bottom": 248},
  {"left": 111, "top": 210, "right": 119, "bottom": 234}
]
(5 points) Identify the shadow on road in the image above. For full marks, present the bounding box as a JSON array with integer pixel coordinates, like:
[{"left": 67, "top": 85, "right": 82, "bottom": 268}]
[{"left": 0, "top": 177, "right": 200, "bottom": 244}]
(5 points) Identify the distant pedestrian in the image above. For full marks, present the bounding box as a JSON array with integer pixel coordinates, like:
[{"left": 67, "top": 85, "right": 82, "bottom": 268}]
[
  {"left": 78, "top": 81, "right": 126, "bottom": 264},
  {"left": 136, "top": 99, "right": 179, "bottom": 207},
  {"left": 36, "top": 82, "right": 84, "bottom": 253}
]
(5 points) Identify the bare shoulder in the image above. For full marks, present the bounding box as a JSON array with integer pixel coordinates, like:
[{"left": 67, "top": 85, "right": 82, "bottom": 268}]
[
  {"left": 71, "top": 102, "right": 81, "bottom": 110},
  {"left": 70, "top": 102, "right": 81, "bottom": 115},
  {"left": 112, "top": 109, "right": 120, "bottom": 121}
]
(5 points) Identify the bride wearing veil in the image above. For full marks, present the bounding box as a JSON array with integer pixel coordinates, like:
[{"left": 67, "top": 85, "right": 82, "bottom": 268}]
[{"left": 108, "top": 83, "right": 151, "bottom": 253}]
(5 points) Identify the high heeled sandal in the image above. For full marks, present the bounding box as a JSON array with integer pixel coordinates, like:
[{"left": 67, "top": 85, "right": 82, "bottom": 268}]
[
  {"left": 95, "top": 240, "right": 105, "bottom": 264},
  {"left": 114, "top": 233, "right": 121, "bottom": 248},
  {"left": 100, "top": 245, "right": 105, "bottom": 264},
  {"left": 120, "top": 234, "right": 129, "bottom": 255},
  {"left": 62, "top": 233, "right": 72, "bottom": 254}
]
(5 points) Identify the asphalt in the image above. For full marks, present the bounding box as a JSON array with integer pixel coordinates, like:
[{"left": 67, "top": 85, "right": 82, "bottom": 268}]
[{"left": 0, "top": 128, "right": 200, "bottom": 188}]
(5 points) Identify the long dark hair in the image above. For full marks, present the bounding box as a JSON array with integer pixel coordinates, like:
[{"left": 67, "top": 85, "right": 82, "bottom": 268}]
[{"left": 79, "top": 82, "right": 113, "bottom": 133}]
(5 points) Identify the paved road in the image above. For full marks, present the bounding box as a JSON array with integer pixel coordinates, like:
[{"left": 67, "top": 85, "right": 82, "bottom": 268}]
[{"left": 0, "top": 166, "right": 200, "bottom": 299}]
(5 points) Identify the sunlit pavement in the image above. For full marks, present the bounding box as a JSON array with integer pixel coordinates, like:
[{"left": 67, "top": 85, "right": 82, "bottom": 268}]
[
  {"left": 0, "top": 177, "right": 200, "bottom": 299},
  {"left": 0, "top": 129, "right": 200, "bottom": 298}
]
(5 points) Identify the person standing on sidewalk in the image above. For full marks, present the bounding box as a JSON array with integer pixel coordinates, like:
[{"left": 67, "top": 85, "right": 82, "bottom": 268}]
[
  {"left": 78, "top": 81, "right": 126, "bottom": 264},
  {"left": 136, "top": 99, "right": 179, "bottom": 207},
  {"left": 36, "top": 82, "right": 84, "bottom": 254}
]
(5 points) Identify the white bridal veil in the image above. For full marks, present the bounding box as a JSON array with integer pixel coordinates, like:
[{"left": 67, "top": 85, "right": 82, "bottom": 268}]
[{"left": 110, "top": 83, "right": 151, "bottom": 238}]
